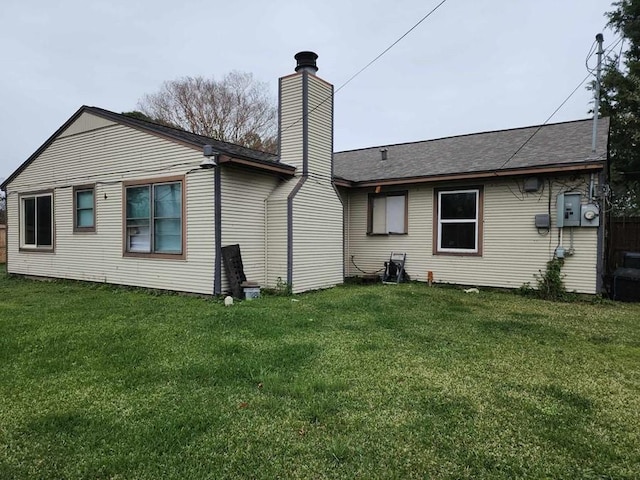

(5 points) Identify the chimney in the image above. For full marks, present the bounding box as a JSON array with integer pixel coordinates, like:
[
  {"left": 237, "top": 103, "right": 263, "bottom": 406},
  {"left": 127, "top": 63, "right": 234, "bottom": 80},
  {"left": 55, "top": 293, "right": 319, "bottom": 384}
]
[
  {"left": 278, "top": 51, "right": 333, "bottom": 177},
  {"left": 294, "top": 51, "right": 319, "bottom": 74},
  {"left": 267, "top": 52, "right": 343, "bottom": 294}
]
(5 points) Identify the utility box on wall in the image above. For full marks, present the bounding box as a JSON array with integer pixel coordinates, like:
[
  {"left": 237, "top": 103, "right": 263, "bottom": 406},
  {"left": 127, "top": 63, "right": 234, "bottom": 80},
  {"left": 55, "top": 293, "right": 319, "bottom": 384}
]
[
  {"left": 557, "top": 193, "right": 582, "bottom": 227},
  {"left": 580, "top": 204, "right": 600, "bottom": 227}
]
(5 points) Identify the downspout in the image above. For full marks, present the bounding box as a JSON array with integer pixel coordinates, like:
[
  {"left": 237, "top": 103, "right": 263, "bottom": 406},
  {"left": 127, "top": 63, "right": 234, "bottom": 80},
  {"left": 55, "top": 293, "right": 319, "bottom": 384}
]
[
  {"left": 214, "top": 166, "right": 222, "bottom": 295},
  {"left": 202, "top": 145, "right": 222, "bottom": 296},
  {"left": 343, "top": 191, "right": 350, "bottom": 277},
  {"left": 264, "top": 199, "right": 268, "bottom": 287}
]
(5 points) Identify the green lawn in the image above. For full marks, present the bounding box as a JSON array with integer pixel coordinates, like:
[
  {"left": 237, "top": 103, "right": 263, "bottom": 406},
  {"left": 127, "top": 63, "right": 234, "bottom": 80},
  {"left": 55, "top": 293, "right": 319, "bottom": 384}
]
[{"left": 1, "top": 268, "right": 639, "bottom": 479}]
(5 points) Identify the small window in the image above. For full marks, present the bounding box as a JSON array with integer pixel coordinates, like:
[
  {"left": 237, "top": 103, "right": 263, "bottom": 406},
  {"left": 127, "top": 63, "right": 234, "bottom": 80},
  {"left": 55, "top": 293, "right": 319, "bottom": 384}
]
[
  {"left": 124, "top": 178, "right": 183, "bottom": 257},
  {"left": 368, "top": 191, "right": 407, "bottom": 235},
  {"left": 20, "top": 192, "right": 53, "bottom": 249},
  {"left": 436, "top": 188, "right": 482, "bottom": 254},
  {"left": 74, "top": 186, "right": 95, "bottom": 232}
]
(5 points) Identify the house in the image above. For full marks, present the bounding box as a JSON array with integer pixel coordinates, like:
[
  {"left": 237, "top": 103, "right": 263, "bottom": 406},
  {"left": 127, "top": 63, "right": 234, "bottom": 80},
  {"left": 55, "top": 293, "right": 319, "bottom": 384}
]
[
  {"left": 1, "top": 52, "right": 609, "bottom": 295},
  {"left": 334, "top": 118, "right": 608, "bottom": 294},
  {"left": 0, "top": 52, "right": 343, "bottom": 295}
]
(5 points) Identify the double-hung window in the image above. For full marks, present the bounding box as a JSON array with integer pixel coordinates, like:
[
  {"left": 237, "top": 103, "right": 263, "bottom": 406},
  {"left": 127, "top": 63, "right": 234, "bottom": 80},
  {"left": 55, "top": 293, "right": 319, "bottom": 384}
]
[
  {"left": 20, "top": 192, "right": 54, "bottom": 249},
  {"left": 125, "top": 178, "right": 183, "bottom": 257},
  {"left": 436, "top": 188, "right": 482, "bottom": 254},
  {"left": 74, "top": 185, "right": 95, "bottom": 232},
  {"left": 367, "top": 191, "right": 408, "bottom": 235}
]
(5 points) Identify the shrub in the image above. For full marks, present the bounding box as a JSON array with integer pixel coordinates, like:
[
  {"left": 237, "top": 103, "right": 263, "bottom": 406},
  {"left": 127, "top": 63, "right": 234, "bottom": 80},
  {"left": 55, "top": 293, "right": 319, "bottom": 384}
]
[{"left": 519, "top": 258, "right": 571, "bottom": 301}]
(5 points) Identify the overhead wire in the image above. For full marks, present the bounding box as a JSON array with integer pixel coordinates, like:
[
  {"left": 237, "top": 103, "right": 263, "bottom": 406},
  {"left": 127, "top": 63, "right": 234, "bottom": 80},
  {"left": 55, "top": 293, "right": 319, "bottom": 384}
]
[
  {"left": 496, "top": 35, "right": 624, "bottom": 174},
  {"left": 619, "top": 38, "right": 626, "bottom": 65},
  {"left": 494, "top": 72, "right": 593, "bottom": 173},
  {"left": 334, "top": 0, "right": 449, "bottom": 96},
  {"left": 585, "top": 38, "right": 598, "bottom": 73},
  {"left": 280, "top": 0, "right": 449, "bottom": 137}
]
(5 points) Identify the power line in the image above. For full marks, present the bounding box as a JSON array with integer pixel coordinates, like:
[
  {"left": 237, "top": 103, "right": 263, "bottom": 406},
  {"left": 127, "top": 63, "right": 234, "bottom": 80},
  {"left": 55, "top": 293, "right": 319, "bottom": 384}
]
[
  {"left": 281, "top": 0, "right": 449, "bottom": 136},
  {"left": 334, "top": 0, "right": 449, "bottom": 96},
  {"left": 494, "top": 72, "right": 594, "bottom": 173},
  {"left": 497, "top": 35, "right": 622, "bottom": 173}
]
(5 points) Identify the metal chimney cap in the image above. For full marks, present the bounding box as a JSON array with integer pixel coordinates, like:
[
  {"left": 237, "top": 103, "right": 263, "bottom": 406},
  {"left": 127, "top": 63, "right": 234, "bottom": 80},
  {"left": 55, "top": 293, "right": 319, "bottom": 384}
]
[{"left": 295, "top": 51, "right": 319, "bottom": 74}]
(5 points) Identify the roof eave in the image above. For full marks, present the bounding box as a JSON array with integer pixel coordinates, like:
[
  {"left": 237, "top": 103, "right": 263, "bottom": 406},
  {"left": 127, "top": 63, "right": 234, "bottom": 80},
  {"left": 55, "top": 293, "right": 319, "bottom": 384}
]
[
  {"left": 218, "top": 155, "right": 296, "bottom": 176},
  {"left": 1, "top": 106, "right": 292, "bottom": 190},
  {"left": 333, "top": 177, "right": 353, "bottom": 188},
  {"left": 84, "top": 107, "right": 291, "bottom": 174},
  {"left": 1, "top": 106, "right": 91, "bottom": 191},
  {"left": 342, "top": 162, "right": 606, "bottom": 188}
]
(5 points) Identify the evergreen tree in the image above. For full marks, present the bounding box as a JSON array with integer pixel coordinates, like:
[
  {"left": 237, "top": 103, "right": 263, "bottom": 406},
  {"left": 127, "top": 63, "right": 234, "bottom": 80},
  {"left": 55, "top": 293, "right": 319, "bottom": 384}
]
[{"left": 600, "top": 0, "right": 640, "bottom": 214}]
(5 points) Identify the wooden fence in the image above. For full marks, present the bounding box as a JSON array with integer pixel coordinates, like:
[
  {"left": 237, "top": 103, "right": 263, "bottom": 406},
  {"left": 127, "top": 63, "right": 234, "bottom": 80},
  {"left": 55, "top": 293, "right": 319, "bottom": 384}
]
[
  {"left": 0, "top": 225, "right": 6, "bottom": 264},
  {"left": 607, "top": 217, "right": 640, "bottom": 274}
]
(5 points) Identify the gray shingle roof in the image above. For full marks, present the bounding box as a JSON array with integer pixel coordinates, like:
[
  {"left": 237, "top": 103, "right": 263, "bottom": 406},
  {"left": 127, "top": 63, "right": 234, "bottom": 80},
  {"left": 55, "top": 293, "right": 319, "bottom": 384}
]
[
  {"left": 333, "top": 118, "right": 609, "bottom": 184},
  {"left": 85, "top": 106, "right": 279, "bottom": 164}
]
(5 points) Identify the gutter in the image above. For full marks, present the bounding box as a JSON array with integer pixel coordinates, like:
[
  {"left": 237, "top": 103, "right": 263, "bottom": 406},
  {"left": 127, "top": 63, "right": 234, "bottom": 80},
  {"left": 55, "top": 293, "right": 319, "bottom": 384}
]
[{"left": 341, "top": 162, "right": 605, "bottom": 189}]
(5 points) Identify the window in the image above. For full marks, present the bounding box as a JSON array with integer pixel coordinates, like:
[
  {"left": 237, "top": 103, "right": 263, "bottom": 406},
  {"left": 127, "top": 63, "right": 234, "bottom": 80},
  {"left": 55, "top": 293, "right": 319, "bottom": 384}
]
[
  {"left": 436, "top": 188, "right": 482, "bottom": 254},
  {"left": 367, "top": 191, "right": 407, "bottom": 235},
  {"left": 74, "top": 185, "right": 95, "bottom": 232},
  {"left": 20, "top": 192, "right": 53, "bottom": 249},
  {"left": 124, "top": 178, "right": 183, "bottom": 256}
]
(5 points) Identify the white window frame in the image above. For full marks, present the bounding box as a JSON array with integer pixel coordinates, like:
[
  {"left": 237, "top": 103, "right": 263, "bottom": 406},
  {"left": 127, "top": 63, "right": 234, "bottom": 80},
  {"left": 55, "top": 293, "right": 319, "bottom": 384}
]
[
  {"left": 20, "top": 191, "right": 54, "bottom": 250},
  {"left": 437, "top": 188, "right": 480, "bottom": 254},
  {"left": 368, "top": 191, "right": 408, "bottom": 235}
]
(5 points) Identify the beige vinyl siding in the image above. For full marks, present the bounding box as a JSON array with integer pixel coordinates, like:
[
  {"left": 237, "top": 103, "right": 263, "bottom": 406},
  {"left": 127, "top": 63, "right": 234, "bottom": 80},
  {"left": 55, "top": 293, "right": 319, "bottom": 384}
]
[
  {"left": 307, "top": 76, "right": 333, "bottom": 179},
  {"left": 58, "top": 112, "right": 117, "bottom": 138},
  {"left": 220, "top": 166, "right": 279, "bottom": 290},
  {"left": 265, "top": 180, "right": 299, "bottom": 288},
  {"left": 291, "top": 180, "right": 343, "bottom": 293},
  {"left": 265, "top": 200, "right": 288, "bottom": 288},
  {"left": 345, "top": 175, "right": 599, "bottom": 294},
  {"left": 279, "top": 75, "right": 304, "bottom": 170},
  {"left": 6, "top": 117, "right": 217, "bottom": 294}
]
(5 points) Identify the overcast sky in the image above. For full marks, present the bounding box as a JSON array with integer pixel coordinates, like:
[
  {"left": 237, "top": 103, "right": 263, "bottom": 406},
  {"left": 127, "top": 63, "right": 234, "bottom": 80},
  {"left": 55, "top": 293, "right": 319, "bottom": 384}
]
[{"left": 0, "top": 0, "right": 617, "bottom": 183}]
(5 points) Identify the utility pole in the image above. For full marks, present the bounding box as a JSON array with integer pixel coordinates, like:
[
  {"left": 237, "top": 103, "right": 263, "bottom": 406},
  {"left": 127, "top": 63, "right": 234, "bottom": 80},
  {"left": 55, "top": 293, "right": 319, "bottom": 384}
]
[
  {"left": 591, "top": 33, "right": 605, "bottom": 295},
  {"left": 592, "top": 33, "right": 604, "bottom": 154}
]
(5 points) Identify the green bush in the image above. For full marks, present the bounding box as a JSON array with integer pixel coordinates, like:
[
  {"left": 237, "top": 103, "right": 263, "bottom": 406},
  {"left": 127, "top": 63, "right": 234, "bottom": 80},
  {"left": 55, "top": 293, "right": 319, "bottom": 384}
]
[
  {"left": 519, "top": 258, "right": 571, "bottom": 301},
  {"left": 536, "top": 258, "right": 566, "bottom": 300}
]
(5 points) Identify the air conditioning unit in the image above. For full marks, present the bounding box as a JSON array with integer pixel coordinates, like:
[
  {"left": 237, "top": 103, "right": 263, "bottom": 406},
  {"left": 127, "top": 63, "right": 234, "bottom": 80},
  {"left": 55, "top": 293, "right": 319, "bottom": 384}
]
[{"left": 612, "top": 252, "right": 640, "bottom": 302}]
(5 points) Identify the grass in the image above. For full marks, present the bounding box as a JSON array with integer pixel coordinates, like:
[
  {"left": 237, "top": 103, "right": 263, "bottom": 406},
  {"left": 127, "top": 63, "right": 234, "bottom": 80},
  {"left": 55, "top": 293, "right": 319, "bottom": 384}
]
[{"left": 0, "top": 267, "right": 639, "bottom": 479}]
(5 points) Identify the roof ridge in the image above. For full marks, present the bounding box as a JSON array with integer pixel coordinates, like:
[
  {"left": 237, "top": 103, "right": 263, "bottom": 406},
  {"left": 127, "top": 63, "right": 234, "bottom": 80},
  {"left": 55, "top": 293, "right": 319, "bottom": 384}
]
[{"left": 334, "top": 117, "right": 603, "bottom": 154}]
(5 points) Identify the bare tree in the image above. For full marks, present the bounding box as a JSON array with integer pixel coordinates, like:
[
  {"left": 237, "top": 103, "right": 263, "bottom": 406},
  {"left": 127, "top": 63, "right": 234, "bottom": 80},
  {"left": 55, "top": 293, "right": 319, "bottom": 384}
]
[{"left": 137, "top": 72, "right": 277, "bottom": 153}]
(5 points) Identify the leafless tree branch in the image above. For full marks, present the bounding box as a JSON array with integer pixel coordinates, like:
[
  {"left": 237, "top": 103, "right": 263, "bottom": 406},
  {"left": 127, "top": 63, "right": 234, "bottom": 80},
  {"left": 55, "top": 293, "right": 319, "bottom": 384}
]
[{"left": 137, "top": 72, "right": 277, "bottom": 153}]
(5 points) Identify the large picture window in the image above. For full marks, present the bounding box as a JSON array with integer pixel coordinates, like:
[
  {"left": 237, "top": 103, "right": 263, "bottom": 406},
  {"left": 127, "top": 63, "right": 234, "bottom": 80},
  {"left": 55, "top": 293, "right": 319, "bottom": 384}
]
[
  {"left": 436, "top": 188, "right": 482, "bottom": 254},
  {"left": 367, "top": 191, "right": 408, "bottom": 235},
  {"left": 125, "top": 178, "right": 183, "bottom": 257},
  {"left": 20, "top": 192, "right": 53, "bottom": 249},
  {"left": 74, "top": 185, "right": 95, "bottom": 232}
]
